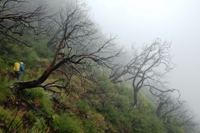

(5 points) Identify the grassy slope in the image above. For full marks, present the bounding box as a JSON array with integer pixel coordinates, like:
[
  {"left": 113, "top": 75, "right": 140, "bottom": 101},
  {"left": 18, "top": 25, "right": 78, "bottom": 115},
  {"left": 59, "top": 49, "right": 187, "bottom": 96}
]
[
  {"left": 0, "top": 36, "right": 188, "bottom": 133},
  {"left": 0, "top": 69, "right": 187, "bottom": 133}
]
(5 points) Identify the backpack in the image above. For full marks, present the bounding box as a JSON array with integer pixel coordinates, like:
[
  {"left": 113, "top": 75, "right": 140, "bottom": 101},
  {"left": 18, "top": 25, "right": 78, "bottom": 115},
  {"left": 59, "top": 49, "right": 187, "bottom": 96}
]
[{"left": 13, "top": 62, "right": 20, "bottom": 72}]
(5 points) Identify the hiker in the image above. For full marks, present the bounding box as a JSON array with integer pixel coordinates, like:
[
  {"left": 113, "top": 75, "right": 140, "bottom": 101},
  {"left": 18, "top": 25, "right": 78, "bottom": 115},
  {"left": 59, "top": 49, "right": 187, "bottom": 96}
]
[{"left": 13, "top": 62, "right": 24, "bottom": 79}]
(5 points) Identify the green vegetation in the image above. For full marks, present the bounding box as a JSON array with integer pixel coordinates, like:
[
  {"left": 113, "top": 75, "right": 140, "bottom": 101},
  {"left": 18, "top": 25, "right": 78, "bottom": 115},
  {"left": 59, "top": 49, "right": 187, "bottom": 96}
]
[
  {"left": 0, "top": 60, "right": 191, "bottom": 133},
  {"left": 0, "top": 0, "right": 198, "bottom": 132}
]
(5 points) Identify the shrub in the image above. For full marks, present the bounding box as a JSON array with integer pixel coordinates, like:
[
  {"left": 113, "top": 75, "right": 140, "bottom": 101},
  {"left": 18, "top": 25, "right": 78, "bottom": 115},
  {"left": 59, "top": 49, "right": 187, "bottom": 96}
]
[
  {"left": 131, "top": 110, "right": 167, "bottom": 133},
  {"left": 0, "top": 107, "right": 22, "bottom": 132},
  {"left": 0, "top": 80, "right": 13, "bottom": 102},
  {"left": 75, "top": 100, "right": 90, "bottom": 114},
  {"left": 70, "top": 76, "right": 84, "bottom": 93},
  {"left": 0, "top": 58, "right": 9, "bottom": 71},
  {"left": 98, "top": 75, "right": 113, "bottom": 91},
  {"left": 24, "top": 88, "right": 53, "bottom": 115},
  {"left": 52, "top": 113, "right": 83, "bottom": 133},
  {"left": 24, "top": 88, "right": 44, "bottom": 99},
  {"left": 28, "top": 117, "right": 47, "bottom": 133},
  {"left": 40, "top": 95, "right": 53, "bottom": 115},
  {"left": 166, "top": 124, "right": 185, "bottom": 133},
  {"left": 83, "top": 119, "right": 104, "bottom": 133},
  {"left": 115, "top": 95, "right": 130, "bottom": 111},
  {"left": 100, "top": 104, "right": 121, "bottom": 125}
]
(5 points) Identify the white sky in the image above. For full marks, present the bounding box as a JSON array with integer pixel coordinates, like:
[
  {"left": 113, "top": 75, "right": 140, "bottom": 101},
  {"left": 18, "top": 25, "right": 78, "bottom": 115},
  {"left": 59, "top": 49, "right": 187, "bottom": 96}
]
[{"left": 86, "top": 0, "right": 200, "bottom": 119}]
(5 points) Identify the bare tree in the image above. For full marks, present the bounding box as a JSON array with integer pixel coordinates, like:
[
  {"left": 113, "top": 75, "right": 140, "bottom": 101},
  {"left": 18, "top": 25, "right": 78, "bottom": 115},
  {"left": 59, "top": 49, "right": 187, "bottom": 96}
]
[
  {"left": 10, "top": 1, "right": 123, "bottom": 92},
  {"left": 154, "top": 93, "right": 181, "bottom": 119},
  {"left": 154, "top": 94, "right": 198, "bottom": 132},
  {"left": 110, "top": 39, "right": 176, "bottom": 107},
  {"left": 0, "top": 0, "right": 51, "bottom": 46}
]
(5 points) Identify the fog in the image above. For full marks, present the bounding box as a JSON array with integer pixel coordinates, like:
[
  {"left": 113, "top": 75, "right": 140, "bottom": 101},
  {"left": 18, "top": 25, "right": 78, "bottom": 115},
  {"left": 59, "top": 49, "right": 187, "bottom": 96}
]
[{"left": 85, "top": 0, "right": 200, "bottom": 120}]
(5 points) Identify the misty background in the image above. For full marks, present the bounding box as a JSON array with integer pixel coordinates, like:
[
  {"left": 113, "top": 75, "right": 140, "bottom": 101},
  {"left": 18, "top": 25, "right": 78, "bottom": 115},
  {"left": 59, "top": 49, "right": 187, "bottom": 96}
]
[
  {"left": 85, "top": 0, "right": 200, "bottom": 119},
  {"left": 1, "top": 0, "right": 199, "bottom": 132}
]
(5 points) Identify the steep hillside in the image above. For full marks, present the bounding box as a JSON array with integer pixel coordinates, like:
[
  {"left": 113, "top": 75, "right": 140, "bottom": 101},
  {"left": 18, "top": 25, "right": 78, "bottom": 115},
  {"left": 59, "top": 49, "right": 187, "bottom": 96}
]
[
  {"left": 0, "top": 51, "right": 189, "bottom": 132},
  {"left": 0, "top": 0, "right": 198, "bottom": 132}
]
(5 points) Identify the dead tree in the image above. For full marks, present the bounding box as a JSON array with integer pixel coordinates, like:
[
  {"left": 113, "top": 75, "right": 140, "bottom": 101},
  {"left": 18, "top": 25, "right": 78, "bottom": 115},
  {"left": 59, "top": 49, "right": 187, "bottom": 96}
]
[
  {"left": 154, "top": 92, "right": 181, "bottom": 118},
  {"left": 164, "top": 103, "right": 198, "bottom": 132},
  {"left": 0, "top": 0, "right": 51, "bottom": 46},
  {"left": 10, "top": 2, "right": 123, "bottom": 92},
  {"left": 110, "top": 39, "right": 176, "bottom": 107},
  {"left": 154, "top": 94, "right": 198, "bottom": 132}
]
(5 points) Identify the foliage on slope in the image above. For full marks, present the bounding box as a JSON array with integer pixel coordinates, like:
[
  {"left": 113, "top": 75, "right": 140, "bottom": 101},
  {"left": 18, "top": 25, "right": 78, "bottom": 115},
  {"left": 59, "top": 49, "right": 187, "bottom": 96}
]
[
  {"left": 0, "top": 21, "right": 190, "bottom": 133},
  {"left": 0, "top": 65, "right": 187, "bottom": 133}
]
